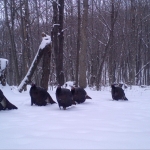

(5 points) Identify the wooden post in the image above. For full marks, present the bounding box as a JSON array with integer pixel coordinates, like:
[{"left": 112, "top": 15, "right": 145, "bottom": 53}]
[{"left": 0, "top": 58, "right": 8, "bottom": 86}]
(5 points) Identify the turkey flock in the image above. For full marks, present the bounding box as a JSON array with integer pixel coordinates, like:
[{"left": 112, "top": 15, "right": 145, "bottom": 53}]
[{"left": 0, "top": 82, "right": 128, "bottom": 111}]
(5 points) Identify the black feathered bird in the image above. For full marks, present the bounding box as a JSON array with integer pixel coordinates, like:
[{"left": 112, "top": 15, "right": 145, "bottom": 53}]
[
  {"left": 111, "top": 84, "right": 128, "bottom": 101},
  {"left": 0, "top": 89, "right": 18, "bottom": 110},
  {"left": 71, "top": 87, "right": 92, "bottom": 104},
  {"left": 56, "top": 86, "right": 76, "bottom": 110},
  {"left": 30, "top": 84, "right": 56, "bottom": 106}
]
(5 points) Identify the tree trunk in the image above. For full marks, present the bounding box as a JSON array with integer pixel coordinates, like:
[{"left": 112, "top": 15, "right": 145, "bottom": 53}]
[
  {"left": 52, "top": 1, "right": 59, "bottom": 85},
  {"left": 79, "top": 0, "right": 88, "bottom": 88},
  {"left": 90, "top": 0, "right": 97, "bottom": 87},
  {"left": 52, "top": 0, "right": 64, "bottom": 86},
  {"left": 128, "top": 0, "right": 136, "bottom": 86},
  {"left": 108, "top": 0, "right": 118, "bottom": 84},
  {"left": 58, "top": 0, "right": 65, "bottom": 86},
  {"left": 4, "top": 0, "right": 20, "bottom": 85},
  {"left": 18, "top": 34, "right": 51, "bottom": 92},
  {"left": 75, "top": 0, "right": 81, "bottom": 87},
  {"left": 19, "top": 0, "right": 31, "bottom": 90},
  {"left": 40, "top": 43, "right": 51, "bottom": 90}
]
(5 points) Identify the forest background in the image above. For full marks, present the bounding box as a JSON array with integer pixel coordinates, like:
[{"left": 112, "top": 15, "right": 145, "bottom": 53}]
[{"left": 0, "top": 0, "right": 150, "bottom": 91}]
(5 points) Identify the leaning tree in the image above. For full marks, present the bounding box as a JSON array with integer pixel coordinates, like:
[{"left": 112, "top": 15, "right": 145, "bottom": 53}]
[{"left": 18, "top": 33, "right": 52, "bottom": 92}]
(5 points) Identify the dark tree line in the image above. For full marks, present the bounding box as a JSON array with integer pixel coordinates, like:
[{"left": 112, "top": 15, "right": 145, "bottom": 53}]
[{"left": 0, "top": 0, "right": 150, "bottom": 90}]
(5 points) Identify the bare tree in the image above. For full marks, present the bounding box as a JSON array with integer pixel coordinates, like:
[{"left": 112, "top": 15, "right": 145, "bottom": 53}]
[
  {"left": 79, "top": 0, "right": 89, "bottom": 88},
  {"left": 52, "top": 0, "right": 65, "bottom": 86},
  {"left": 4, "top": 0, "right": 20, "bottom": 84},
  {"left": 18, "top": 33, "right": 52, "bottom": 92},
  {"left": 108, "top": 0, "right": 120, "bottom": 84},
  {"left": 1, "top": 0, "right": 150, "bottom": 88},
  {"left": 75, "top": 0, "right": 81, "bottom": 87},
  {"left": 40, "top": 33, "right": 52, "bottom": 90}
]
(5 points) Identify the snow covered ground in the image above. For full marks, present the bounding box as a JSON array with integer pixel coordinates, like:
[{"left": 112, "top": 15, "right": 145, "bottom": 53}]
[{"left": 1, "top": 83, "right": 150, "bottom": 149}]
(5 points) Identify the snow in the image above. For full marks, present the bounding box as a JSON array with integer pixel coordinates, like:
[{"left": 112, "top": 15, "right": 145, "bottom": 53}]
[
  {"left": 1, "top": 84, "right": 150, "bottom": 149},
  {"left": 39, "top": 34, "right": 51, "bottom": 49}
]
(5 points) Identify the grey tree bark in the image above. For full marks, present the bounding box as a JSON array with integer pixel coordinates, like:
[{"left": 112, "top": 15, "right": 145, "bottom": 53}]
[
  {"left": 52, "top": 0, "right": 65, "bottom": 86},
  {"left": 4, "top": 0, "right": 20, "bottom": 85},
  {"left": 79, "top": 0, "right": 89, "bottom": 88},
  {"left": 75, "top": 0, "right": 81, "bottom": 87},
  {"left": 18, "top": 33, "right": 51, "bottom": 92}
]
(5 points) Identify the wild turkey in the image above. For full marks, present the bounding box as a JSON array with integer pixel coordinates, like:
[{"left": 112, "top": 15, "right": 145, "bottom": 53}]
[
  {"left": 30, "top": 84, "right": 56, "bottom": 106},
  {"left": 71, "top": 87, "right": 92, "bottom": 104},
  {"left": 111, "top": 84, "right": 128, "bottom": 101},
  {"left": 0, "top": 89, "right": 18, "bottom": 110},
  {"left": 56, "top": 86, "right": 76, "bottom": 110}
]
